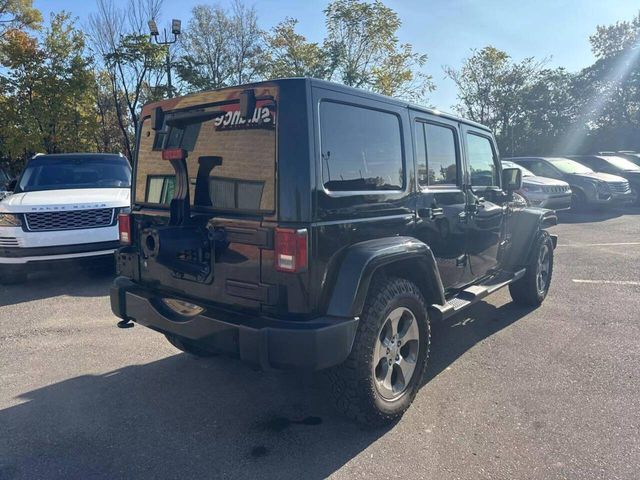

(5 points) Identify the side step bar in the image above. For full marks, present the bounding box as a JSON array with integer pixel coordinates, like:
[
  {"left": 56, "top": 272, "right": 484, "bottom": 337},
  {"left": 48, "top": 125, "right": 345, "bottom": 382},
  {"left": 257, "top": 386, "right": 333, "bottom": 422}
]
[{"left": 429, "top": 268, "right": 526, "bottom": 322}]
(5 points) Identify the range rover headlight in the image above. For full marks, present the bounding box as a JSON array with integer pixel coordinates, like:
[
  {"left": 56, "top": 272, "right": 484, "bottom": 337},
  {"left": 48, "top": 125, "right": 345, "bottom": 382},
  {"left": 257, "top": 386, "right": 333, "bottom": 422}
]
[{"left": 0, "top": 213, "right": 21, "bottom": 227}]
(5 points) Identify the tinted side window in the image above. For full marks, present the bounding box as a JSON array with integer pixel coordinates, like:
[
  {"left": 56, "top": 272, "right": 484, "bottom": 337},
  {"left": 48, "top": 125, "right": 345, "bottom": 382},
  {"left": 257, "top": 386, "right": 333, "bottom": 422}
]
[
  {"left": 467, "top": 133, "right": 497, "bottom": 187},
  {"left": 529, "top": 161, "right": 561, "bottom": 179},
  {"left": 320, "top": 102, "right": 403, "bottom": 191},
  {"left": 424, "top": 123, "right": 457, "bottom": 186}
]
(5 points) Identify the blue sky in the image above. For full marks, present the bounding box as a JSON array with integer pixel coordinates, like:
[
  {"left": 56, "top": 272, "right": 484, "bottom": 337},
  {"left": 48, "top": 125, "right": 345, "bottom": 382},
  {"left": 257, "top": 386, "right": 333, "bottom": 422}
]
[{"left": 35, "top": 0, "right": 639, "bottom": 110}]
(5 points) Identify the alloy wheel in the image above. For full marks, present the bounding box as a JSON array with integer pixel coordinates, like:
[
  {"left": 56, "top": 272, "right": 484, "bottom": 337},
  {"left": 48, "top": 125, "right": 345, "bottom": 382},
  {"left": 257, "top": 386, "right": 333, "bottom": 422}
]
[
  {"left": 372, "top": 307, "right": 421, "bottom": 400},
  {"left": 536, "top": 243, "right": 551, "bottom": 295}
]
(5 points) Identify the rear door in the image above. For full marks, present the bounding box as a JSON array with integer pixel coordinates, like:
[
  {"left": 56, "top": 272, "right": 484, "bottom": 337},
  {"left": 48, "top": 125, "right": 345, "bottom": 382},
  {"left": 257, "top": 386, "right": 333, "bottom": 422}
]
[
  {"left": 132, "top": 85, "right": 279, "bottom": 311},
  {"left": 410, "top": 111, "right": 469, "bottom": 290},
  {"left": 461, "top": 127, "right": 506, "bottom": 279}
]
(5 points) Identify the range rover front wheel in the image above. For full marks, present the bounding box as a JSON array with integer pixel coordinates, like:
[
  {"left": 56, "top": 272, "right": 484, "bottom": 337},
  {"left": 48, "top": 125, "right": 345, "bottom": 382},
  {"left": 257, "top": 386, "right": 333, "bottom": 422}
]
[{"left": 326, "top": 277, "right": 430, "bottom": 426}]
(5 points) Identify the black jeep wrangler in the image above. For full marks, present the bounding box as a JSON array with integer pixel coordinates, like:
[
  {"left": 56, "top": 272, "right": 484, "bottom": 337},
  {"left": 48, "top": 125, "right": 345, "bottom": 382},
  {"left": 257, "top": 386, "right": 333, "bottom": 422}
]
[{"left": 111, "top": 78, "right": 557, "bottom": 425}]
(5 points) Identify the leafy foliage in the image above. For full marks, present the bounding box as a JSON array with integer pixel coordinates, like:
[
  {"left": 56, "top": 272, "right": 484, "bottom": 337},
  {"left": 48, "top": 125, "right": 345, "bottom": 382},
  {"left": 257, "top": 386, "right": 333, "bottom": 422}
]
[
  {"left": 0, "top": 0, "right": 41, "bottom": 39},
  {"left": 324, "top": 0, "right": 433, "bottom": 100},
  {"left": 0, "top": 12, "right": 96, "bottom": 160},
  {"left": 176, "top": 1, "right": 262, "bottom": 91},
  {"left": 262, "top": 18, "right": 330, "bottom": 79}
]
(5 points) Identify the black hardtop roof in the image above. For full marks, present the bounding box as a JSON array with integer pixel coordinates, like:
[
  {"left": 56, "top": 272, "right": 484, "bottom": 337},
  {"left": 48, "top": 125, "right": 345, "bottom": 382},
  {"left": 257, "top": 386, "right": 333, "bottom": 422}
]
[
  {"left": 165, "top": 77, "right": 493, "bottom": 133},
  {"left": 305, "top": 78, "right": 491, "bottom": 131}
]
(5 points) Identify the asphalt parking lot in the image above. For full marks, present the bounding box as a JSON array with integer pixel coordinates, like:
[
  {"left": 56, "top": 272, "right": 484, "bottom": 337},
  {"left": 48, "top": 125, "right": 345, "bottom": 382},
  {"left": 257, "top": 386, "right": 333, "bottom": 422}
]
[{"left": 1, "top": 207, "right": 639, "bottom": 480}]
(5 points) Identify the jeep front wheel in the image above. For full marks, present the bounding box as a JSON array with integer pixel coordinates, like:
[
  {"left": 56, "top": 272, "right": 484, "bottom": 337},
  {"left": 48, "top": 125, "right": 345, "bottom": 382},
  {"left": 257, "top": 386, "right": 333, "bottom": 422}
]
[
  {"left": 509, "top": 232, "right": 554, "bottom": 307},
  {"left": 326, "top": 277, "right": 430, "bottom": 426}
]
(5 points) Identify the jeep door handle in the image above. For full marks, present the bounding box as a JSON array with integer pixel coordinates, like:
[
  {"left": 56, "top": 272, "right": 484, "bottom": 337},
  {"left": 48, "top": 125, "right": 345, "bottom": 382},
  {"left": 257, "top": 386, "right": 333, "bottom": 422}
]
[{"left": 418, "top": 207, "right": 444, "bottom": 220}]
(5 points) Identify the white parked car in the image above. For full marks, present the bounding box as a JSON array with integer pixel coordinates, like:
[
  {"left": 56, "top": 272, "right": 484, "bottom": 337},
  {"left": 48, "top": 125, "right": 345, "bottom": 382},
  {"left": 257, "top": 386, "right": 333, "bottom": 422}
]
[{"left": 0, "top": 153, "right": 131, "bottom": 283}]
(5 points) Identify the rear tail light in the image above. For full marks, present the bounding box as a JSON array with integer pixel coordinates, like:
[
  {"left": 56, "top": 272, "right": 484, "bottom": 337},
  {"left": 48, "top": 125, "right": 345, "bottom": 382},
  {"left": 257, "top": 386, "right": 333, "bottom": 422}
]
[
  {"left": 118, "top": 213, "right": 131, "bottom": 245},
  {"left": 274, "top": 228, "right": 308, "bottom": 272}
]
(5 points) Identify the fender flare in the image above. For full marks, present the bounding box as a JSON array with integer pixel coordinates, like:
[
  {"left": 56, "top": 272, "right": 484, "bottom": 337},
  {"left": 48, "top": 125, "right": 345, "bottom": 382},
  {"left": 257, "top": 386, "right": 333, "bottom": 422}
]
[
  {"left": 503, "top": 207, "right": 557, "bottom": 268},
  {"left": 326, "top": 236, "right": 446, "bottom": 318}
]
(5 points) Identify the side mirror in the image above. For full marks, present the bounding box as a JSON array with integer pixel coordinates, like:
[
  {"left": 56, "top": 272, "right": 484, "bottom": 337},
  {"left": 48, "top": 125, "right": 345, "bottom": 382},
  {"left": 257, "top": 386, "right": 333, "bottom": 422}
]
[{"left": 501, "top": 167, "right": 522, "bottom": 192}]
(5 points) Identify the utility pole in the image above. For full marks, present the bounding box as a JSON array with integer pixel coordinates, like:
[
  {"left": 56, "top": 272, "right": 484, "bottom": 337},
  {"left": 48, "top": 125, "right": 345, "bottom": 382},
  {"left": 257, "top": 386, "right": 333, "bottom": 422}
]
[{"left": 148, "top": 19, "right": 181, "bottom": 97}]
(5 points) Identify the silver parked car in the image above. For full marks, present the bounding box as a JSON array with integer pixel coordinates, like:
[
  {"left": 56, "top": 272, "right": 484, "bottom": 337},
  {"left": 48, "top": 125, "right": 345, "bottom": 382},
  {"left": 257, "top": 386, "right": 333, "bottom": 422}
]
[
  {"left": 501, "top": 160, "right": 572, "bottom": 210},
  {"left": 508, "top": 157, "right": 633, "bottom": 209}
]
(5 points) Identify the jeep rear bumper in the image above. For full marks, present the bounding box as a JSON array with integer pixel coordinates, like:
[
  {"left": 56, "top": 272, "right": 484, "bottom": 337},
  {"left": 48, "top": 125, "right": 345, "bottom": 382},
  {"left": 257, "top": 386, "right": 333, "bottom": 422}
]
[{"left": 110, "top": 277, "right": 358, "bottom": 371}]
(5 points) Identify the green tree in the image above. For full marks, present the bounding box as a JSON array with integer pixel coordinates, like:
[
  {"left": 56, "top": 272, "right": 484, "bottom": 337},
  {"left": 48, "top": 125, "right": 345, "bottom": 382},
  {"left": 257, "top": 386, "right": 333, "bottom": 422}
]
[
  {"left": 324, "top": 0, "right": 433, "bottom": 101},
  {"left": 176, "top": 4, "right": 234, "bottom": 90},
  {"left": 228, "top": 0, "right": 263, "bottom": 85},
  {"left": 514, "top": 68, "right": 576, "bottom": 155},
  {"left": 564, "top": 12, "right": 640, "bottom": 153},
  {"left": 444, "top": 46, "right": 544, "bottom": 155},
  {"left": 177, "top": 1, "right": 263, "bottom": 91},
  {"left": 0, "top": 0, "right": 41, "bottom": 39},
  {"left": 93, "top": 70, "right": 128, "bottom": 154},
  {"left": 262, "top": 17, "right": 330, "bottom": 79},
  {"left": 0, "top": 12, "right": 97, "bottom": 157}
]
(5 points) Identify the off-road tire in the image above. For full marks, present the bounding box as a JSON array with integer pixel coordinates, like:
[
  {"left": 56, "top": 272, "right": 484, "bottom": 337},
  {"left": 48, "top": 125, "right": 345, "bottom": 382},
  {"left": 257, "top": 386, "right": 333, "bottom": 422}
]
[
  {"left": 0, "top": 266, "right": 27, "bottom": 285},
  {"left": 509, "top": 232, "right": 554, "bottom": 307},
  {"left": 165, "top": 334, "right": 218, "bottom": 357},
  {"left": 326, "top": 276, "right": 430, "bottom": 426}
]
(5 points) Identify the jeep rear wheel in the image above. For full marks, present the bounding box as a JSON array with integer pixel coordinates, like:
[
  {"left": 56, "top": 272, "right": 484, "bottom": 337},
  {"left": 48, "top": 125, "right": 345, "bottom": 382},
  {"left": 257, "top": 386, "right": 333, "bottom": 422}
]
[
  {"left": 326, "top": 277, "right": 430, "bottom": 426},
  {"left": 509, "top": 232, "right": 554, "bottom": 307},
  {"left": 165, "top": 334, "right": 218, "bottom": 357}
]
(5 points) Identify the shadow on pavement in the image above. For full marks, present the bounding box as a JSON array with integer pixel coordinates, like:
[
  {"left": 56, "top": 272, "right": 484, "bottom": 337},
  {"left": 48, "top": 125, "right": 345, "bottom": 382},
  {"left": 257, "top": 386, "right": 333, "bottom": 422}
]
[
  {"left": 0, "top": 298, "right": 534, "bottom": 480},
  {"left": 424, "top": 300, "right": 534, "bottom": 385},
  {"left": 0, "top": 262, "right": 114, "bottom": 307}
]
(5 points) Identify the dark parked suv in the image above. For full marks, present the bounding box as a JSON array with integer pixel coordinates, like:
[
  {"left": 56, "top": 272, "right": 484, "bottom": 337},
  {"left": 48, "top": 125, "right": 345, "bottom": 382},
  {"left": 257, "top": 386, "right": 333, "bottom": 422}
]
[
  {"left": 111, "top": 78, "right": 557, "bottom": 425},
  {"left": 510, "top": 156, "right": 633, "bottom": 209},
  {"left": 569, "top": 155, "right": 640, "bottom": 203}
]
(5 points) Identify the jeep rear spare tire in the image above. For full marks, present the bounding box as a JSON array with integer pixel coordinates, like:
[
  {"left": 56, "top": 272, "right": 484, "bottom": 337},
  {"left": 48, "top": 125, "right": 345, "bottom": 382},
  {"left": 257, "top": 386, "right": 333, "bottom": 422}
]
[{"left": 326, "top": 277, "right": 430, "bottom": 426}]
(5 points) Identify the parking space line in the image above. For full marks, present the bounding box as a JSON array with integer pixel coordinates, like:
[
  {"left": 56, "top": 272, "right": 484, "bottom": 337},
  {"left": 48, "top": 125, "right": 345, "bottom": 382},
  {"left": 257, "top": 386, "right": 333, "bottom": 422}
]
[
  {"left": 559, "top": 242, "right": 640, "bottom": 247},
  {"left": 572, "top": 279, "right": 640, "bottom": 286}
]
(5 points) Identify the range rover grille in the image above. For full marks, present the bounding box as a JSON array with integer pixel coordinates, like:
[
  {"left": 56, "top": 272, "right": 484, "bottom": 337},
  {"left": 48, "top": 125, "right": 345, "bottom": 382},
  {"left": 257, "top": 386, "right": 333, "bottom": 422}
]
[{"left": 24, "top": 208, "right": 115, "bottom": 232}]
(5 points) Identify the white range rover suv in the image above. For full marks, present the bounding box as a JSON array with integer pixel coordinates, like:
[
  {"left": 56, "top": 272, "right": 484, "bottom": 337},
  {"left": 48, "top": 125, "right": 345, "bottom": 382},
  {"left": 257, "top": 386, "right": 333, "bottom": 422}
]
[{"left": 0, "top": 153, "right": 131, "bottom": 283}]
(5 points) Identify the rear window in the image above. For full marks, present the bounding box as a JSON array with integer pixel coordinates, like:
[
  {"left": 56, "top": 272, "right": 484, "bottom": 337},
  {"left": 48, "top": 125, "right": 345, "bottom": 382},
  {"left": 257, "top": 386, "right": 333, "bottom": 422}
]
[
  {"left": 134, "top": 86, "right": 277, "bottom": 213},
  {"left": 320, "top": 101, "right": 404, "bottom": 192}
]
